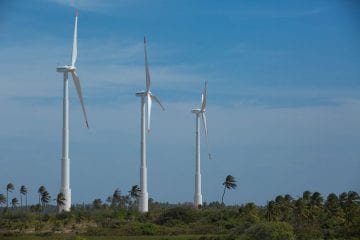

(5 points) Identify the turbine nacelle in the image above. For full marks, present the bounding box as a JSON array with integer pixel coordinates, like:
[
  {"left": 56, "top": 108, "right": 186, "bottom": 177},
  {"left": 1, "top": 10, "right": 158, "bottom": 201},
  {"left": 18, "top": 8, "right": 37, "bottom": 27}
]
[
  {"left": 191, "top": 109, "right": 203, "bottom": 114},
  {"left": 192, "top": 81, "right": 211, "bottom": 160},
  {"left": 135, "top": 91, "right": 150, "bottom": 96},
  {"left": 56, "top": 65, "right": 76, "bottom": 73}
]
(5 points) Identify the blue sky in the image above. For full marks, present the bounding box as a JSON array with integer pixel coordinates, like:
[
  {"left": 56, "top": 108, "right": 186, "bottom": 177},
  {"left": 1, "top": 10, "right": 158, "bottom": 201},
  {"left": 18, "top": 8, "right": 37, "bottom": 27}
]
[{"left": 0, "top": 0, "right": 359, "bottom": 206}]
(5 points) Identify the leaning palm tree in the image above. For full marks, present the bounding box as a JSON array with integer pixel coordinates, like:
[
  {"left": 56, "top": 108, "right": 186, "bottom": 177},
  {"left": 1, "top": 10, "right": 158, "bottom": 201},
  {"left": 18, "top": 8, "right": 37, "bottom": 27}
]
[
  {"left": 38, "top": 186, "right": 46, "bottom": 205},
  {"left": 221, "top": 175, "right": 237, "bottom": 204},
  {"left": 20, "top": 185, "right": 28, "bottom": 209},
  {"left": 112, "top": 188, "right": 122, "bottom": 208},
  {"left": 56, "top": 192, "right": 66, "bottom": 213},
  {"left": 41, "top": 190, "right": 51, "bottom": 212},
  {"left": 11, "top": 197, "right": 18, "bottom": 208},
  {"left": 6, "top": 183, "right": 14, "bottom": 208},
  {"left": 0, "top": 193, "right": 6, "bottom": 207},
  {"left": 128, "top": 185, "right": 141, "bottom": 208},
  {"left": 92, "top": 198, "right": 102, "bottom": 209},
  {"left": 129, "top": 185, "right": 141, "bottom": 199}
]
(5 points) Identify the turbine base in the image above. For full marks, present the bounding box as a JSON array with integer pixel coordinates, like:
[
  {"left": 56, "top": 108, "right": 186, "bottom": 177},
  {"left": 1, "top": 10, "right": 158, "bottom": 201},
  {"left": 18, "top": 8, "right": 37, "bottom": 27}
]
[
  {"left": 59, "top": 188, "right": 71, "bottom": 212},
  {"left": 194, "top": 194, "right": 203, "bottom": 208},
  {"left": 139, "top": 192, "right": 149, "bottom": 213}
]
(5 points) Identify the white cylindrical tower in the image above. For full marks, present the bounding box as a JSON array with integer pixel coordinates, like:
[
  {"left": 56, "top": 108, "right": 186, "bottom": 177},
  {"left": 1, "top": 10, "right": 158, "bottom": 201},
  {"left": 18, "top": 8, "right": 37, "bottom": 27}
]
[
  {"left": 60, "top": 72, "right": 71, "bottom": 212},
  {"left": 139, "top": 94, "right": 149, "bottom": 212},
  {"left": 194, "top": 112, "right": 202, "bottom": 207}
]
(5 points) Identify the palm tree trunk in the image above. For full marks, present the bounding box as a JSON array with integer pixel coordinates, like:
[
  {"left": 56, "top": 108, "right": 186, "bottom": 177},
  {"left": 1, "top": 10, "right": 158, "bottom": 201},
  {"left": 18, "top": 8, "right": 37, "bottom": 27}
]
[
  {"left": 6, "top": 190, "right": 8, "bottom": 208},
  {"left": 26, "top": 194, "right": 27, "bottom": 209},
  {"left": 221, "top": 187, "right": 226, "bottom": 204},
  {"left": 20, "top": 194, "right": 23, "bottom": 209}
]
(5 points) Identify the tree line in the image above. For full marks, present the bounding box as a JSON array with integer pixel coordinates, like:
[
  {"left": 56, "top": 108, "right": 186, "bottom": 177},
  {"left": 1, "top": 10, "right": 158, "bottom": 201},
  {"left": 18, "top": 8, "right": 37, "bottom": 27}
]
[
  {"left": 0, "top": 174, "right": 237, "bottom": 212},
  {"left": 0, "top": 178, "right": 359, "bottom": 239}
]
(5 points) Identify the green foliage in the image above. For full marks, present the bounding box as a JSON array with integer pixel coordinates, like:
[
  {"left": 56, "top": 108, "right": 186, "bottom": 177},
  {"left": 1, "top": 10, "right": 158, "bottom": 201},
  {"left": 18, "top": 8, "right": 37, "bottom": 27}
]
[
  {"left": 238, "top": 203, "right": 260, "bottom": 223},
  {"left": 0, "top": 193, "right": 6, "bottom": 206},
  {"left": 0, "top": 190, "right": 359, "bottom": 239},
  {"left": 157, "top": 207, "right": 198, "bottom": 225},
  {"left": 239, "top": 222, "right": 295, "bottom": 240}
]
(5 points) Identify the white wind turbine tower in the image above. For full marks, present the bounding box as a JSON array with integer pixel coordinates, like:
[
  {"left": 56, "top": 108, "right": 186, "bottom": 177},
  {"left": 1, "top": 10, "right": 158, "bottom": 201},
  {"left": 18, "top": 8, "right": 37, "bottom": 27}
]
[
  {"left": 192, "top": 81, "right": 211, "bottom": 208},
  {"left": 56, "top": 10, "right": 89, "bottom": 212},
  {"left": 136, "top": 37, "right": 165, "bottom": 213}
]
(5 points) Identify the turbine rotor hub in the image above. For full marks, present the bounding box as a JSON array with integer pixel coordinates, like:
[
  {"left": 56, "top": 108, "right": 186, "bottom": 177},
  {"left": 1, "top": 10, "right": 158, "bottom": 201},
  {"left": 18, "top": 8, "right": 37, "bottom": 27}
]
[
  {"left": 56, "top": 65, "right": 76, "bottom": 73},
  {"left": 191, "top": 109, "right": 201, "bottom": 114}
]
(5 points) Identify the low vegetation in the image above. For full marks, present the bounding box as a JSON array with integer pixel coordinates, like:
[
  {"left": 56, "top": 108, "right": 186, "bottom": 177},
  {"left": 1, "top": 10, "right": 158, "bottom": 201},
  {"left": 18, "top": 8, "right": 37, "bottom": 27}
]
[{"left": 1, "top": 183, "right": 359, "bottom": 239}]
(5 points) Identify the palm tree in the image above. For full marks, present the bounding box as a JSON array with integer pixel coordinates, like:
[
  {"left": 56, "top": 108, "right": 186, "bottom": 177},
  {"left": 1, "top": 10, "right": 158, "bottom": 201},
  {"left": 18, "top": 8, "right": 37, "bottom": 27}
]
[
  {"left": 347, "top": 191, "right": 359, "bottom": 205},
  {"left": 341, "top": 191, "right": 359, "bottom": 224},
  {"left": 282, "top": 194, "right": 294, "bottom": 221},
  {"left": 41, "top": 190, "right": 51, "bottom": 210},
  {"left": 92, "top": 198, "right": 102, "bottom": 209},
  {"left": 309, "top": 191, "right": 323, "bottom": 223},
  {"left": 56, "top": 192, "right": 66, "bottom": 212},
  {"left": 294, "top": 198, "right": 308, "bottom": 226},
  {"left": 112, "top": 188, "right": 122, "bottom": 208},
  {"left": 20, "top": 185, "right": 28, "bottom": 209},
  {"left": 325, "top": 193, "right": 344, "bottom": 220},
  {"left": 221, "top": 175, "right": 237, "bottom": 204},
  {"left": 6, "top": 183, "right": 14, "bottom": 208},
  {"left": 310, "top": 191, "right": 323, "bottom": 207},
  {"left": 284, "top": 194, "right": 293, "bottom": 202},
  {"left": 128, "top": 185, "right": 141, "bottom": 208},
  {"left": 303, "top": 190, "right": 311, "bottom": 204},
  {"left": 266, "top": 200, "right": 276, "bottom": 221},
  {"left": 38, "top": 186, "right": 46, "bottom": 205},
  {"left": 106, "top": 196, "right": 112, "bottom": 206},
  {"left": 11, "top": 197, "right": 18, "bottom": 208},
  {"left": 0, "top": 193, "right": 6, "bottom": 207},
  {"left": 129, "top": 185, "right": 141, "bottom": 199},
  {"left": 302, "top": 190, "right": 312, "bottom": 220}
]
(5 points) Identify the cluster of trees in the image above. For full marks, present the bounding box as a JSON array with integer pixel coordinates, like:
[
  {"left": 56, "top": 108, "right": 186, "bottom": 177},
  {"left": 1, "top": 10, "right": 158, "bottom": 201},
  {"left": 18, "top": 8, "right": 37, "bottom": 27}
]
[
  {"left": 0, "top": 175, "right": 237, "bottom": 212},
  {"left": 263, "top": 190, "right": 360, "bottom": 239},
  {"left": 0, "top": 183, "right": 28, "bottom": 209},
  {"left": 92, "top": 185, "right": 141, "bottom": 210},
  {"left": 0, "top": 183, "right": 66, "bottom": 212}
]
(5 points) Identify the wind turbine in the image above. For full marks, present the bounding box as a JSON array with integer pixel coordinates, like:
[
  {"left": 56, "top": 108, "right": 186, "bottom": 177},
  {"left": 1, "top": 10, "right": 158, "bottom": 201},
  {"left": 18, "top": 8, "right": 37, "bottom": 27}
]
[
  {"left": 192, "top": 81, "right": 211, "bottom": 208},
  {"left": 136, "top": 37, "right": 165, "bottom": 213},
  {"left": 56, "top": 10, "right": 89, "bottom": 212}
]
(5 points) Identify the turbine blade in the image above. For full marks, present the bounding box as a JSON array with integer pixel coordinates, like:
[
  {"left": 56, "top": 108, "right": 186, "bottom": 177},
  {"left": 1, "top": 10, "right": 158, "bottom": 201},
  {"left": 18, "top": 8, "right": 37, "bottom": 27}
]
[
  {"left": 147, "top": 93, "right": 152, "bottom": 132},
  {"left": 201, "top": 112, "right": 208, "bottom": 137},
  {"left": 71, "top": 71, "right": 89, "bottom": 128},
  {"left": 201, "top": 81, "right": 207, "bottom": 111},
  {"left": 71, "top": 10, "right": 78, "bottom": 67},
  {"left": 201, "top": 112, "right": 211, "bottom": 159},
  {"left": 144, "top": 36, "right": 151, "bottom": 92},
  {"left": 150, "top": 94, "right": 165, "bottom": 111}
]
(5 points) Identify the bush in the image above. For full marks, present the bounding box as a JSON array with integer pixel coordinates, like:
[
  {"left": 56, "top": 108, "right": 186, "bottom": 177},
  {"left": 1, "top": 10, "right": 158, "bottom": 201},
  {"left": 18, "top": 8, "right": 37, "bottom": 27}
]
[
  {"left": 157, "top": 207, "right": 198, "bottom": 225},
  {"left": 239, "top": 222, "right": 295, "bottom": 240},
  {"left": 295, "top": 225, "right": 323, "bottom": 240},
  {"left": 139, "top": 223, "right": 159, "bottom": 235}
]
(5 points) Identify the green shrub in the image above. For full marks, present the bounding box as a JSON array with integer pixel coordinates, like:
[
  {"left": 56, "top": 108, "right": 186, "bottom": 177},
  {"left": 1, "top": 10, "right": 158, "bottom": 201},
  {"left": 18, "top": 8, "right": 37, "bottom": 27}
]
[
  {"left": 157, "top": 207, "right": 198, "bottom": 225},
  {"left": 239, "top": 222, "right": 295, "bottom": 240},
  {"left": 34, "top": 221, "right": 45, "bottom": 232},
  {"left": 295, "top": 225, "right": 323, "bottom": 240},
  {"left": 139, "top": 222, "right": 159, "bottom": 235}
]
